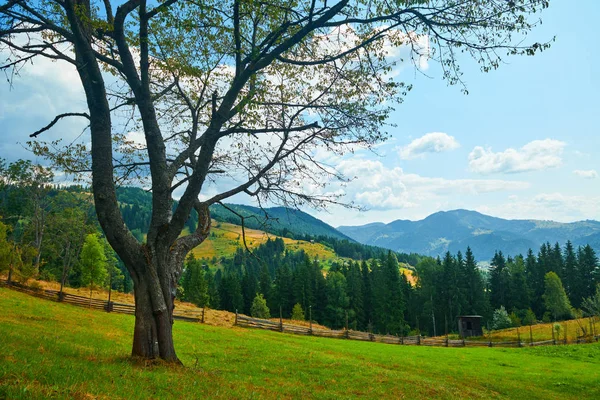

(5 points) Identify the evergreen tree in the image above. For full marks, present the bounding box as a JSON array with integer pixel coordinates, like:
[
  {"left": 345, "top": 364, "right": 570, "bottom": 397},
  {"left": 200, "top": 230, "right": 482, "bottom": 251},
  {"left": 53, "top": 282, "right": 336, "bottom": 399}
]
[
  {"left": 578, "top": 245, "right": 599, "bottom": 301},
  {"left": 258, "top": 263, "right": 273, "bottom": 307},
  {"left": 250, "top": 293, "right": 270, "bottom": 319},
  {"left": 562, "top": 241, "right": 579, "bottom": 306},
  {"left": 549, "top": 242, "right": 564, "bottom": 278},
  {"left": 526, "top": 247, "right": 545, "bottom": 317},
  {"left": 372, "top": 252, "right": 405, "bottom": 334},
  {"left": 274, "top": 264, "right": 294, "bottom": 317},
  {"left": 291, "top": 303, "right": 305, "bottom": 321},
  {"left": 241, "top": 269, "right": 258, "bottom": 315},
  {"left": 414, "top": 257, "right": 443, "bottom": 336},
  {"left": 361, "top": 260, "right": 373, "bottom": 329},
  {"left": 442, "top": 251, "right": 463, "bottom": 325},
  {"left": 218, "top": 274, "right": 244, "bottom": 313},
  {"left": 183, "top": 255, "right": 209, "bottom": 307},
  {"left": 311, "top": 259, "right": 328, "bottom": 324},
  {"left": 325, "top": 271, "right": 350, "bottom": 329},
  {"left": 463, "top": 247, "right": 488, "bottom": 317},
  {"left": 346, "top": 261, "right": 365, "bottom": 330},
  {"left": 507, "top": 255, "right": 529, "bottom": 311},
  {"left": 205, "top": 268, "right": 219, "bottom": 308},
  {"left": 489, "top": 251, "right": 508, "bottom": 310}
]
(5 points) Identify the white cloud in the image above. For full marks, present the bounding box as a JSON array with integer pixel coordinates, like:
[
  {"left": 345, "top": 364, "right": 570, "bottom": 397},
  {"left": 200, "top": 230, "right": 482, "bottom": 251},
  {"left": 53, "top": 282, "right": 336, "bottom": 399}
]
[
  {"left": 477, "top": 193, "right": 600, "bottom": 222},
  {"left": 573, "top": 169, "right": 598, "bottom": 179},
  {"left": 335, "top": 158, "right": 529, "bottom": 210},
  {"left": 399, "top": 132, "right": 460, "bottom": 159},
  {"left": 468, "top": 139, "right": 566, "bottom": 174}
]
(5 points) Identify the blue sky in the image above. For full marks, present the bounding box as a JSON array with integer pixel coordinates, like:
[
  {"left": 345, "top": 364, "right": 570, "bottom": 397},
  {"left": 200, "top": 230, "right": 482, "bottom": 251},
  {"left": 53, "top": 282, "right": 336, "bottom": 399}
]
[{"left": 1, "top": 1, "right": 598, "bottom": 227}]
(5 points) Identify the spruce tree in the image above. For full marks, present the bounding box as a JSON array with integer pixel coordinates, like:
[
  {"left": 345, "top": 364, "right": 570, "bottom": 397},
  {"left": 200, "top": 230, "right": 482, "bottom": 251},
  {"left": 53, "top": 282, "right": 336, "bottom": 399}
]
[
  {"left": 562, "top": 241, "right": 579, "bottom": 306},
  {"left": 361, "top": 260, "right": 373, "bottom": 329},
  {"left": 507, "top": 255, "right": 529, "bottom": 311},
  {"left": 250, "top": 294, "right": 271, "bottom": 319},
  {"left": 218, "top": 274, "right": 244, "bottom": 313},
  {"left": 325, "top": 271, "right": 350, "bottom": 329},
  {"left": 291, "top": 303, "right": 305, "bottom": 321},
  {"left": 489, "top": 251, "right": 508, "bottom": 310},
  {"left": 464, "top": 247, "right": 488, "bottom": 317},
  {"left": 346, "top": 261, "right": 365, "bottom": 330},
  {"left": 578, "top": 245, "right": 599, "bottom": 301}
]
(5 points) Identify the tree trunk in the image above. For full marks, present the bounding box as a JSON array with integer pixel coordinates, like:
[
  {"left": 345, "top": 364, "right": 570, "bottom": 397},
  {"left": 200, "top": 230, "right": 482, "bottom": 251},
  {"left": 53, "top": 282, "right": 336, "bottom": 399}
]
[
  {"left": 7, "top": 264, "right": 13, "bottom": 284},
  {"left": 129, "top": 254, "right": 181, "bottom": 363}
]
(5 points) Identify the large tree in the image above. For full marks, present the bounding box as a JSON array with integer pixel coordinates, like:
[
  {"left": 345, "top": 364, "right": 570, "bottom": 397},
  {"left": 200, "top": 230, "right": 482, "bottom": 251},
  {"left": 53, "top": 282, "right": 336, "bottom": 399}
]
[{"left": 0, "top": 0, "right": 550, "bottom": 362}]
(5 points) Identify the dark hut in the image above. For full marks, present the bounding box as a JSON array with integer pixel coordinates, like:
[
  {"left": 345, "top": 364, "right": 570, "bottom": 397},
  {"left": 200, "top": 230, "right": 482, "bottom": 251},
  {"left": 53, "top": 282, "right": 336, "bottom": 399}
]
[{"left": 457, "top": 315, "right": 483, "bottom": 338}]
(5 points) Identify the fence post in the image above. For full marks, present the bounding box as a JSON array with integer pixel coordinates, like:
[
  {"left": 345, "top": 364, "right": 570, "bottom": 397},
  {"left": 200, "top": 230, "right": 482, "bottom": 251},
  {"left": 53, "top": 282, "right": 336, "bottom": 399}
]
[
  {"left": 235, "top": 309, "right": 238, "bottom": 326},
  {"left": 564, "top": 324, "right": 567, "bottom": 345},
  {"left": 279, "top": 306, "right": 283, "bottom": 332},
  {"left": 202, "top": 307, "right": 205, "bottom": 324},
  {"left": 552, "top": 325, "right": 556, "bottom": 345},
  {"left": 517, "top": 327, "right": 522, "bottom": 347},
  {"left": 529, "top": 325, "right": 533, "bottom": 346},
  {"left": 417, "top": 335, "right": 421, "bottom": 345},
  {"left": 345, "top": 311, "right": 349, "bottom": 339},
  {"left": 309, "top": 305, "right": 312, "bottom": 335}
]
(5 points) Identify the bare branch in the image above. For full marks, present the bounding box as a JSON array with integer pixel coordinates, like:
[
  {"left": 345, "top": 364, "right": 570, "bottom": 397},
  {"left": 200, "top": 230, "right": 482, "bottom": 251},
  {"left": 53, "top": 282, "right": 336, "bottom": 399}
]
[{"left": 29, "top": 113, "right": 90, "bottom": 138}]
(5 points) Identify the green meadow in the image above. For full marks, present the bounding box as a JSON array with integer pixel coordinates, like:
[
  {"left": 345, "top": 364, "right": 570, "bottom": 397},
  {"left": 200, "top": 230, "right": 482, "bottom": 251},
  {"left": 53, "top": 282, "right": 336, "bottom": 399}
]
[{"left": 1, "top": 287, "right": 599, "bottom": 399}]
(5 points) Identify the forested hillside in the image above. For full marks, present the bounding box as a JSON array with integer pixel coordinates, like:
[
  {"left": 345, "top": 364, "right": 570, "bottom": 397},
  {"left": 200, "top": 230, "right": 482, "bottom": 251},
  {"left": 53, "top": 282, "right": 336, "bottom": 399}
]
[
  {"left": 209, "top": 203, "right": 350, "bottom": 240},
  {"left": 116, "top": 186, "right": 422, "bottom": 264},
  {"left": 2, "top": 160, "right": 599, "bottom": 338}
]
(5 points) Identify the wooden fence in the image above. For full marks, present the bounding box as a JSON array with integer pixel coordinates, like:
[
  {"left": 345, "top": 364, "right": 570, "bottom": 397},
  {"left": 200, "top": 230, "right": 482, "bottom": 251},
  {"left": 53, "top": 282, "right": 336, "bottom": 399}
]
[
  {"left": 235, "top": 312, "right": 600, "bottom": 349},
  {"left": 0, "top": 280, "right": 203, "bottom": 322},
  {"left": 3, "top": 280, "right": 599, "bottom": 348}
]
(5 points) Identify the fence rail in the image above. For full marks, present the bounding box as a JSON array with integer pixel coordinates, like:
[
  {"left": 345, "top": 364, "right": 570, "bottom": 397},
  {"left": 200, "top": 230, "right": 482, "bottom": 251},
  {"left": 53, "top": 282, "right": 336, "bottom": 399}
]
[
  {"left": 3, "top": 280, "right": 599, "bottom": 348},
  {"left": 0, "top": 280, "right": 202, "bottom": 322},
  {"left": 235, "top": 312, "right": 600, "bottom": 349}
]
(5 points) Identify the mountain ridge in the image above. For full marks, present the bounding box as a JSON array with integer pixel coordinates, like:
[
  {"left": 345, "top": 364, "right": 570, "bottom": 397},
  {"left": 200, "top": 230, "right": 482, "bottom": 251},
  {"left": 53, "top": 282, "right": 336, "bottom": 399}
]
[{"left": 337, "top": 209, "right": 600, "bottom": 260}]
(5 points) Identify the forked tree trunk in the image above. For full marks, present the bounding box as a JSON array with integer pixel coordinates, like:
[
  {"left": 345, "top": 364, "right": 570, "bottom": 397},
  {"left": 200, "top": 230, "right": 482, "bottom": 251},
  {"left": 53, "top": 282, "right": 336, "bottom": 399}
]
[{"left": 129, "top": 256, "right": 181, "bottom": 362}]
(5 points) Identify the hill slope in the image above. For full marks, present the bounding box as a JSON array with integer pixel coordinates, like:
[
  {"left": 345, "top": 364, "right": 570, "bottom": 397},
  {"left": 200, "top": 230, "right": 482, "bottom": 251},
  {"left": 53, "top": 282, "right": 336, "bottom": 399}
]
[
  {"left": 115, "top": 187, "right": 350, "bottom": 241},
  {"left": 2, "top": 287, "right": 599, "bottom": 399},
  {"left": 189, "top": 219, "right": 338, "bottom": 262},
  {"left": 209, "top": 203, "right": 352, "bottom": 241},
  {"left": 338, "top": 209, "right": 600, "bottom": 260}
]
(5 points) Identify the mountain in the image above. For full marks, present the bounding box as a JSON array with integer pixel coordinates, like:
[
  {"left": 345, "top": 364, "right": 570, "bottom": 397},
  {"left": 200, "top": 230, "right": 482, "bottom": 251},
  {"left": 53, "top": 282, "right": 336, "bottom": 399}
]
[
  {"left": 338, "top": 209, "right": 600, "bottom": 261},
  {"left": 208, "top": 203, "right": 352, "bottom": 241},
  {"left": 114, "top": 187, "right": 349, "bottom": 240}
]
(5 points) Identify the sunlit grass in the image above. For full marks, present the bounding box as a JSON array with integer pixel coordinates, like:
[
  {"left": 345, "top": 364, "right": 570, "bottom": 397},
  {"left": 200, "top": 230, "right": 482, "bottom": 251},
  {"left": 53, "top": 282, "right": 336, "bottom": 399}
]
[
  {"left": 189, "top": 220, "right": 338, "bottom": 262},
  {"left": 1, "top": 287, "right": 599, "bottom": 399}
]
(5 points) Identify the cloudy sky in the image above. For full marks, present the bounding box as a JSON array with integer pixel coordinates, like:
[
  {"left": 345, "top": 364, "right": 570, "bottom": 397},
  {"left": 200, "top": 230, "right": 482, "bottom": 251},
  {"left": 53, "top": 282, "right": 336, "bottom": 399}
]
[{"left": 1, "top": 1, "right": 599, "bottom": 228}]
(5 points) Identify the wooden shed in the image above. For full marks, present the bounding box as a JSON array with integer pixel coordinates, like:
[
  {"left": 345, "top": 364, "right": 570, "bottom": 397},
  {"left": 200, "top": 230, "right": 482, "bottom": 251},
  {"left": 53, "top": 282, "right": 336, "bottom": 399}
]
[{"left": 457, "top": 315, "right": 483, "bottom": 338}]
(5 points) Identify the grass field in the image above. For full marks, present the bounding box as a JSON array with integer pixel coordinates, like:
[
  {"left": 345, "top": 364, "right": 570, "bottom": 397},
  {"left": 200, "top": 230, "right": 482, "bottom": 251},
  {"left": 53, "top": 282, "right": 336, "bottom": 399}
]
[
  {"left": 487, "top": 318, "right": 598, "bottom": 343},
  {"left": 189, "top": 220, "right": 338, "bottom": 262},
  {"left": 1, "top": 288, "right": 599, "bottom": 399}
]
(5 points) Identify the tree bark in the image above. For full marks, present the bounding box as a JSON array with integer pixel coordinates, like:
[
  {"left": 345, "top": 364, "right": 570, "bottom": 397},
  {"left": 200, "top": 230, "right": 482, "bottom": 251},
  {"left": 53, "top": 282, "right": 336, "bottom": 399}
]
[{"left": 129, "top": 256, "right": 179, "bottom": 362}]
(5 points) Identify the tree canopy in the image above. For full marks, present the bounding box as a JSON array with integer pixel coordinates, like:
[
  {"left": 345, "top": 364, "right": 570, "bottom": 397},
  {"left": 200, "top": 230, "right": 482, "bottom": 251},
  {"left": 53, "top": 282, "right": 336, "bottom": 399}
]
[{"left": 0, "top": 0, "right": 552, "bottom": 362}]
